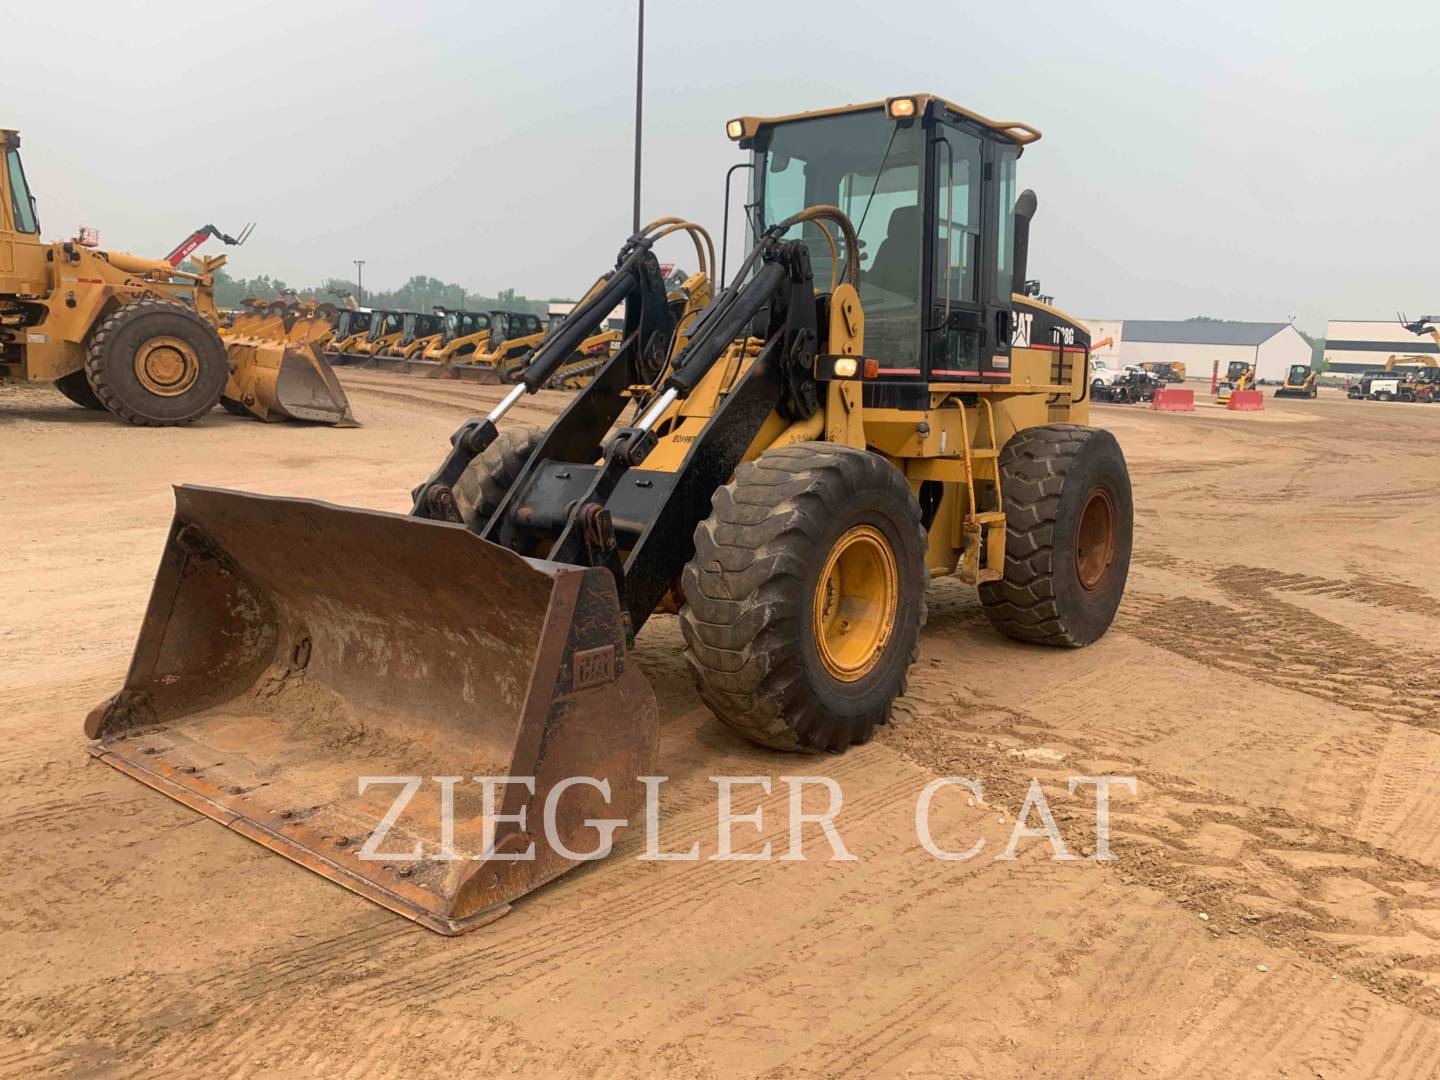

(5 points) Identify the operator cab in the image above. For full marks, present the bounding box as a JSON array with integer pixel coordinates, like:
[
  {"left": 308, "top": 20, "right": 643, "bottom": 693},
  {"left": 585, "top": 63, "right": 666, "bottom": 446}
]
[
  {"left": 439, "top": 309, "right": 490, "bottom": 344},
  {"left": 490, "top": 310, "right": 543, "bottom": 347},
  {"left": 2, "top": 129, "right": 40, "bottom": 235},
  {"left": 399, "top": 311, "right": 444, "bottom": 345},
  {"left": 334, "top": 309, "right": 371, "bottom": 338},
  {"left": 731, "top": 95, "right": 1047, "bottom": 400},
  {"left": 366, "top": 311, "right": 404, "bottom": 341}
]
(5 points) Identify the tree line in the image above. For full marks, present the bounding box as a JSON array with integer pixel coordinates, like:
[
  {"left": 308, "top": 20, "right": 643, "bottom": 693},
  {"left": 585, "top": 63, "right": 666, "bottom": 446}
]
[{"left": 191, "top": 263, "right": 562, "bottom": 316}]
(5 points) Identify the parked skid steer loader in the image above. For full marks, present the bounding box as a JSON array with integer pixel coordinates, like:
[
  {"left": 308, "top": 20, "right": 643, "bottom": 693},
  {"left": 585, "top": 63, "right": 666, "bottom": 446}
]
[
  {"left": 88, "top": 95, "right": 1132, "bottom": 934},
  {"left": 435, "top": 310, "right": 547, "bottom": 382},
  {"left": 0, "top": 128, "right": 353, "bottom": 426},
  {"left": 1273, "top": 363, "right": 1318, "bottom": 398}
]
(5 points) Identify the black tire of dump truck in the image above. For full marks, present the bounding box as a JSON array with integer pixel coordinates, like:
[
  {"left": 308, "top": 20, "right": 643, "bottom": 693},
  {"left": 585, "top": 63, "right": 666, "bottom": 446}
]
[
  {"left": 679, "top": 442, "right": 928, "bottom": 752},
  {"left": 452, "top": 424, "right": 544, "bottom": 529},
  {"left": 84, "top": 299, "right": 229, "bottom": 426},
  {"left": 53, "top": 369, "right": 106, "bottom": 410},
  {"left": 979, "top": 424, "right": 1132, "bottom": 647}
]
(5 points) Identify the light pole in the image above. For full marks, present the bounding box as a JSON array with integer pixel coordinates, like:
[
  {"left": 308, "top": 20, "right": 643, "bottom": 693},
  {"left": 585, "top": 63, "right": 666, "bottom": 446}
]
[
  {"left": 353, "top": 260, "right": 366, "bottom": 306},
  {"left": 632, "top": 0, "right": 644, "bottom": 233}
]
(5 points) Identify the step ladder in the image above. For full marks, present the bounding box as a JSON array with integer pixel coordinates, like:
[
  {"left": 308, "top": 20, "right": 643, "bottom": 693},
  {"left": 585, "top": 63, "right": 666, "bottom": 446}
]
[{"left": 956, "top": 398, "right": 1006, "bottom": 585}]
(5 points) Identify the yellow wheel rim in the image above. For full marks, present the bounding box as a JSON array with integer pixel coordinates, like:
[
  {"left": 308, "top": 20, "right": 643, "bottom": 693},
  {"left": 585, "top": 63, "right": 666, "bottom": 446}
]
[
  {"left": 133, "top": 336, "right": 200, "bottom": 397},
  {"left": 813, "top": 524, "right": 898, "bottom": 683}
]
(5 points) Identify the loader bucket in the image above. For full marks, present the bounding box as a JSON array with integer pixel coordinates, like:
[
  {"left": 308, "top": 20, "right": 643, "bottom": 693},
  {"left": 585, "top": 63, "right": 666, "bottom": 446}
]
[
  {"left": 223, "top": 339, "right": 359, "bottom": 425},
  {"left": 85, "top": 486, "right": 659, "bottom": 934}
]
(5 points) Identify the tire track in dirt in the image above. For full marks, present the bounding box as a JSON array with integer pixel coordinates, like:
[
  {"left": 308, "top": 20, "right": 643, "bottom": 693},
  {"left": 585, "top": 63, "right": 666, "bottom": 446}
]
[
  {"left": 1120, "top": 590, "right": 1440, "bottom": 734},
  {"left": 876, "top": 677, "right": 1440, "bottom": 1020},
  {"left": 1226, "top": 566, "right": 1440, "bottom": 621}
]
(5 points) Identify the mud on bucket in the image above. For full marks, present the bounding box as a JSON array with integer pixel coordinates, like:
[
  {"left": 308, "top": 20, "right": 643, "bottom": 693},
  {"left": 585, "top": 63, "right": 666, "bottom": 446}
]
[{"left": 86, "top": 485, "right": 659, "bottom": 934}]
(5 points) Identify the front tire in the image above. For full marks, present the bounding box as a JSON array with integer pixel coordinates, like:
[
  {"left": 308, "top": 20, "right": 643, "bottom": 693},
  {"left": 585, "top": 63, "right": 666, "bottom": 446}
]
[
  {"left": 452, "top": 424, "right": 543, "bottom": 529},
  {"left": 84, "top": 299, "right": 228, "bottom": 426},
  {"left": 979, "top": 424, "right": 1133, "bottom": 647},
  {"left": 680, "top": 443, "right": 927, "bottom": 752}
]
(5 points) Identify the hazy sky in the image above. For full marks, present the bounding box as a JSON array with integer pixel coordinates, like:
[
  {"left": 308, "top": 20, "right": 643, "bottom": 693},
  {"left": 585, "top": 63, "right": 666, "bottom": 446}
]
[{"left": 8, "top": 0, "right": 1435, "bottom": 334}]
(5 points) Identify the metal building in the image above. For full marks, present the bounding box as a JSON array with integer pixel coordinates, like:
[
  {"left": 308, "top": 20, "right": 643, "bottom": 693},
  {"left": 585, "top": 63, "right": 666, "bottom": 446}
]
[
  {"left": 1323, "top": 320, "right": 1439, "bottom": 375},
  {"left": 1080, "top": 319, "right": 1311, "bottom": 383}
]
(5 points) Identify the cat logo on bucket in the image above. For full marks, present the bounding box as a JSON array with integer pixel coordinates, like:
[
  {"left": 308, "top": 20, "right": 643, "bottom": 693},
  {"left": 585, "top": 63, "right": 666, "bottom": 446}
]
[{"left": 574, "top": 645, "right": 616, "bottom": 689}]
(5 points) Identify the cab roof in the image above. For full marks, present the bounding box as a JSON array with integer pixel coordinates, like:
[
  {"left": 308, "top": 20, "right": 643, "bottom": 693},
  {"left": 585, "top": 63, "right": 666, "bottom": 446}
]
[{"left": 727, "top": 95, "right": 1040, "bottom": 147}]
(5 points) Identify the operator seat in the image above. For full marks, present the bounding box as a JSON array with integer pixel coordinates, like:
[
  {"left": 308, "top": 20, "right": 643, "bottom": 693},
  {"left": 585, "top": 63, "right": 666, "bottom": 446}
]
[{"left": 865, "top": 205, "right": 921, "bottom": 300}]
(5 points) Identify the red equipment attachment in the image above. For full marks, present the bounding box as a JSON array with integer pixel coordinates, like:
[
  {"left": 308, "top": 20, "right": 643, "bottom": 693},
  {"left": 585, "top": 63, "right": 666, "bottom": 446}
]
[{"left": 165, "top": 222, "right": 256, "bottom": 267}]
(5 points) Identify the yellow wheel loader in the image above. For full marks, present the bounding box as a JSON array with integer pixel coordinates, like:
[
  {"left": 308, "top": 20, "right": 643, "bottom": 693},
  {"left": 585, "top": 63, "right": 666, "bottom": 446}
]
[
  {"left": 87, "top": 94, "right": 1131, "bottom": 935},
  {"left": 1273, "top": 363, "right": 1317, "bottom": 398},
  {"left": 0, "top": 128, "right": 352, "bottom": 425}
]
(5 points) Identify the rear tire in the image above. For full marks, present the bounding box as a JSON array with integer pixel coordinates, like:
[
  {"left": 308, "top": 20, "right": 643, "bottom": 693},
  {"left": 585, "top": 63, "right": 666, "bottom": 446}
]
[
  {"left": 979, "top": 424, "right": 1132, "bottom": 647},
  {"left": 680, "top": 443, "right": 927, "bottom": 752},
  {"left": 85, "top": 299, "right": 228, "bottom": 426},
  {"left": 453, "top": 424, "right": 544, "bottom": 529},
  {"left": 54, "top": 369, "right": 106, "bottom": 410}
]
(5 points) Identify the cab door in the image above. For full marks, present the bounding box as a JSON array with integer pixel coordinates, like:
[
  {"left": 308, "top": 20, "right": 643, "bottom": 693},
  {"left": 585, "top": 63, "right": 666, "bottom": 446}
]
[
  {"left": 927, "top": 121, "right": 985, "bottom": 381},
  {"left": 927, "top": 123, "right": 1017, "bottom": 384},
  {"left": 2, "top": 147, "right": 50, "bottom": 293}
]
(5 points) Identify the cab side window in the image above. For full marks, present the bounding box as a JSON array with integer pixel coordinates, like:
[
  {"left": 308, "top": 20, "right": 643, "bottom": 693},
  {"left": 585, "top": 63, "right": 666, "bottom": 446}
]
[
  {"left": 992, "top": 146, "right": 1017, "bottom": 302},
  {"left": 934, "top": 128, "right": 983, "bottom": 306}
]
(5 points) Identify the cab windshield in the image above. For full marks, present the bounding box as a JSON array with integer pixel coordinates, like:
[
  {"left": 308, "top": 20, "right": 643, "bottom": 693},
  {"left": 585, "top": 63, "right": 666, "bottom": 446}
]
[
  {"left": 755, "top": 109, "right": 924, "bottom": 367},
  {"left": 367, "top": 313, "right": 401, "bottom": 341},
  {"left": 6, "top": 149, "right": 38, "bottom": 234},
  {"left": 444, "top": 311, "right": 488, "bottom": 343},
  {"left": 337, "top": 310, "right": 369, "bottom": 337}
]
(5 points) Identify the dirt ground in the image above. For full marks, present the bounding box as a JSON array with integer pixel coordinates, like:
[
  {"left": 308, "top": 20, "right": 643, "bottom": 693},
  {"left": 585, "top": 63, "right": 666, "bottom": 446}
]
[{"left": 3, "top": 374, "right": 1440, "bottom": 1078}]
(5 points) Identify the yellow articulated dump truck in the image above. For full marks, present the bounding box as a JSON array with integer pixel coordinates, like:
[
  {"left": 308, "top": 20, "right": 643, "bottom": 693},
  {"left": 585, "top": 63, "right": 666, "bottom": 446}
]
[
  {"left": 87, "top": 94, "right": 1132, "bottom": 934},
  {"left": 0, "top": 128, "right": 352, "bottom": 425}
]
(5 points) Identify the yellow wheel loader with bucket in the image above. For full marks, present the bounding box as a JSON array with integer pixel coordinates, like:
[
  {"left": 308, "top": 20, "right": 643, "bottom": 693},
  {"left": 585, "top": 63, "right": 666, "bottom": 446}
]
[
  {"left": 0, "top": 128, "right": 353, "bottom": 426},
  {"left": 213, "top": 283, "right": 356, "bottom": 424},
  {"left": 87, "top": 94, "right": 1132, "bottom": 935}
]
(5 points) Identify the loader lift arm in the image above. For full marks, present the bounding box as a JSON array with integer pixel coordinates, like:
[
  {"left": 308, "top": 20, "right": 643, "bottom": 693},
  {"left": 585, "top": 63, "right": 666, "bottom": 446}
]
[
  {"left": 410, "top": 229, "right": 677, "bottom": 520},
  {"left": 415, "top": 207, "right": 857, "bottom": 635}
]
